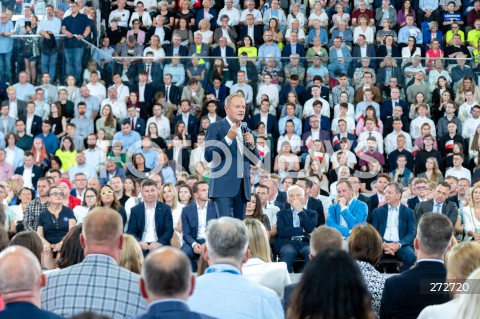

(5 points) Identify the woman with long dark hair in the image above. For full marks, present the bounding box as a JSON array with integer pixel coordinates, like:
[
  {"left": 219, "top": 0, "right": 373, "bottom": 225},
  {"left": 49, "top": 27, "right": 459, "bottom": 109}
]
[
  {"left": 95, "top": 185, "right": 127, "bottom": 227},
  {"left": 287, "top": 249, "right": 374, "bottom": 319},
  {"left": 245, "top": 193, "right": 271, "bottom": 233},
  {"left": 56, "top": 224, "right": 84, "bottom": 269}
]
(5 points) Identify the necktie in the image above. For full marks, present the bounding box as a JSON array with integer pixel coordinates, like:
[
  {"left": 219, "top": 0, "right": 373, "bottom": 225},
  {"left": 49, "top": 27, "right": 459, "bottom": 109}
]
[
  {"left": 131, "top": 117, "right": 135, "bottom": 128},
  {"left": 435, "top": 203, "right": 441, "bottom": 214},
  {"left": 146, "top": 64, "right": 150, "bottom": 81},
  {"left": 293, "top": 211, "right": 300, "bottom": 227},
  {"left": 369, "top": 132, "right": 372, "bottom": 137},
  {"left": 166, "top": 86, "right": 170, "bottom": 103}
]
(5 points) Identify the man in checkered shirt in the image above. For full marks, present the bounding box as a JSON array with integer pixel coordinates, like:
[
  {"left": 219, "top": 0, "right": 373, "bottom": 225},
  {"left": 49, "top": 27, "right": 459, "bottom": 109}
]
[
  {"left": 41, "top": 207, "right": 147, "bottom": 318},
  {"left": 23, "top": 178, "right": 50, "bottom": 231}
]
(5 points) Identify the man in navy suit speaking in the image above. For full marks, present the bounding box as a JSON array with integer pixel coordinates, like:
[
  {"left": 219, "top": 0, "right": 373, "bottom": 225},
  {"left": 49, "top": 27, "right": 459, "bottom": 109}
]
[{"left": 205, "top": 93, "right": 261, "bottom": 220}]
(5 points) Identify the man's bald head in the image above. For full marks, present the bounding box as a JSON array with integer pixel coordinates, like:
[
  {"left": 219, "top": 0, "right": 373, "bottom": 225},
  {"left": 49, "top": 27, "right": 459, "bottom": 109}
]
[
  {"left": 0, "top": 246, "right": 43, "bottom": 302},
  {"left": 81, "top": 208, "right": 123, "bottom": 260},
  {"left": 141, "top": 247, "right": 193, "bottom": 302}
]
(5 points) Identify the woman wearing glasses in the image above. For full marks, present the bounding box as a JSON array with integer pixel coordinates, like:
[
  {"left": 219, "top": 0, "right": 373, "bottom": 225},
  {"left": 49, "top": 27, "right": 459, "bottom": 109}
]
[
  {"left": 95, "top": 185, "right": 127, "bottom": 227},
  {"left": 37, "top": 186, "right": 76, "bottom": 257}
]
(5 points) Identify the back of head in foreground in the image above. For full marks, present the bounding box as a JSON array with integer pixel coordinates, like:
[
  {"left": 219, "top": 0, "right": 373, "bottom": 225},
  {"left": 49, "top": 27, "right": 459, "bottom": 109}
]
[
  {"left": 204, "top": 217, "right": 249, "bottom": 268},
  {"left": 287, "top": 248, "right": 374, "bottom": 319},
  {"left": 416, "top": 212, "right": 454, "bottom": 260},
  {"left": 81, "top": 207, "right": 124, "bottom": 261},
  {"left": 0, "top": 246, "right": 44, "bottom": 307},
  {"left": 140, "top": 246, "right": 194, "bottom": 303}
]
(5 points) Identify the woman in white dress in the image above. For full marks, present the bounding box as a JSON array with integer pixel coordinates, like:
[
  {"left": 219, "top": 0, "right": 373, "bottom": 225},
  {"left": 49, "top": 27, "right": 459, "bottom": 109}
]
[
  {"left": 73, "top": 188, "right": 98, "bottom": 224},
  {"left": 462, "top": 184, "right": 480, "bottom": 242}
]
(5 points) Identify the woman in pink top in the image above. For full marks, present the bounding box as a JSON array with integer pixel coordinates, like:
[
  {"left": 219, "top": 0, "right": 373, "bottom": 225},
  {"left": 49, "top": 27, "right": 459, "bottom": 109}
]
[{"left": 355, "top": 105, "right": 383, "bottom": 136}]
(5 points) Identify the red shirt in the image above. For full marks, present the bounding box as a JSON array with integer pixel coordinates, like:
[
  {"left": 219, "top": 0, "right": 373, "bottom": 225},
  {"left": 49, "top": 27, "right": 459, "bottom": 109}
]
[{"left": 68, "top": 196, "right": 81, "bottom": 209}]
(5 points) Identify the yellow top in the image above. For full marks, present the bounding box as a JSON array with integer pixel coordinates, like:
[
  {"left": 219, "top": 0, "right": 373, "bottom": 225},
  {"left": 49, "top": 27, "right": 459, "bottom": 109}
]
[
  {"left": 238, "top": 46, "right": 258, "bottom": 57},
  {"left": 55, "top": 149, "right": 78, "bottom": 171}
]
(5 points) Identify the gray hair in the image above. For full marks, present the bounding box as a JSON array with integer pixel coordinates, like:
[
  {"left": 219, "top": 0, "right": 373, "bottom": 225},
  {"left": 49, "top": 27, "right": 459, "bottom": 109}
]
[
  {"left": 142, "top": 247, "right": 191, "bottom": 297},
  {"left": 206, "top": 217, "right": 249, "bottom": 262},
  {"left": 417, "top": 213, "right": 454, "bottom": 256},
  {"left": 0, "top": 246, "right": 42, "bottom": 295},
  {"left": 287, "top": 184, "right": 305, "bottom": 197},
  {"left": 386, "top": 182, "right": 403, "bottom": 194}
]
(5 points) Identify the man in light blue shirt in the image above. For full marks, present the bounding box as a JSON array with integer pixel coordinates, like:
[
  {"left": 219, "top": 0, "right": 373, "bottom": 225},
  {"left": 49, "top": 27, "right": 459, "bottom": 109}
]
[
  {"left": 188, "top": 217, "right": 284, "bottom": 319},
  {"left": 398, "top": 15, "right": 423, "bottom": 44},
  {"left": 163, "top": 55, "right": 186, "bottom": 88},
  {"left": 75, "top": 86, "right": 100, "bottom": 120},
  {"left": 37, "top": 5, "right": 62, "bottom": 82},
  {"left": 0, "top": 12, "right": 14, "bottom": 83},
  {"left": 13, "top": 72, "right": 36, "bottom": 101},
  {"left": 113, "top": 119, "right": 142, "bottom": 152},
  {"left": 258, "top": 30, "right": 281, "bottom": 69},
  {"left": 279, "top": 102, "right": 302, "bottom": 136},
  {"left": 355, "top": 89, "right": 380, "bottom": 119},
  {"left": 135, "top": 137, "right": 159, "bottom": 169}
]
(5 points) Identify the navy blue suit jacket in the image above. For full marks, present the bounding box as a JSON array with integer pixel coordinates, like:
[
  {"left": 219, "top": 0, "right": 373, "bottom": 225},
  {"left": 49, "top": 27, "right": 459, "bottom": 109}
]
[
  {"left": 380, "top": 99, "right": 409, "bottom": 122},
  {"left": 332, "top": 133, "right": 357, "bottom": 151},
  {"left": 134, "top": 300, "right": 217, "bottom": 319},
  {"left": 127, "top": 201, "right": 173, "bottom": 245},
  {"left": 20, "top": 114, "right": 43, "bottom": 137},
  {"left": 407, "top": 196, "right": 420, "bottom": 211},
  {"left": 130, "top": 83, "right": 155, "bottom": 109},
  {"left": 174, "top": 114, "right": 198, "bottom": 137},
  {"left": 130, "top": 62, "right": 162, "bottom": 85},
  {"left": 212, "top": 46, "right": 235, "bottom": 67},
  {"left": 0, "top": 302, "right": 63, "bottom": 319},
  {"left": 164, "top": 45, "right": 188, "bottom": 64},
  {"left": 281, "top": 43, "right": 306, "bottom": 65},
  {"left": 181, "top": 202, "right": 219, "bottom": 246},
  {"left": 252, "top": 113, "right": 279, "bottom": 138},
  {"left": 204, "top": 118, "right": 260, "bottom": 202},
  {"left": 279, "top": 84, "right": 307, "bottom": 105},
  {"left": 276, "top": 191, "right": 287, "bottom": 203},
  {"left": 352, "top": 44, "right": 377, "bottom": 68},
  {"left": 372, "top": 204, "right": 416, "bottom": 247},
  {"left": 206, "top": 84, "right": 229, "bottom": 102},
  {"left": 125, "top": 117, "right": 146, "bottom": 136},
  {"left": 276, "top": 208, "right": 318, "bottom": 241},
  {"left": 239, "top": 24, "right": 264, "bottom": 46},
  {"left": 303, "top": 115, "right": 331, "bottom": 133},
  {"left": 14, "top": 165, "right": 44, "bottom": 189},
  {"left": 158, "top": 84, "right": 180, "bottom": 106},
  {"left": 283, "top": 197, "right": 325, "bottom": 227},
  {"left": 195, "top": 8, "right": 218, "bottom": 30}
]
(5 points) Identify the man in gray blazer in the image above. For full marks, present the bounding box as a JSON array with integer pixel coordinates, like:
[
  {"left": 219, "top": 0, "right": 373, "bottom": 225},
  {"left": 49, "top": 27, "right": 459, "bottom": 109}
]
[
  {"left": 0, "top": 104, "right": 16, "bottom": 134},
  {"left": 414, "top": 181, "right": 458, "bottom": 227},
  {"left": 3, "top": 87, "right": 27, "bottom": 119}
]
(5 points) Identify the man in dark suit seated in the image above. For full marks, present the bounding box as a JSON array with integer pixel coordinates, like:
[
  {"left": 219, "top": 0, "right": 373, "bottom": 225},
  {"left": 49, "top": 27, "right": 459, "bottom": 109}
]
[
  {"left": 0, "top": 246, "right": 64, "bottom": 319},
  {"left": 20, "top": 101, "right": 42, "bottom": 137},
  {"left": 158, "top": 73, "right": 181, "bottom": 122},
  {"left": 407, "top": 178, "right": 429, "bottom": 210},
  {"left": 137, "top": 246, "right": 217, "bottom": 319},
  {"left": 380, "top": 213, "right": 454, "bottom": 319},
  {"left": 14, "top": 151, "right": 44, "bottom": 189},
  {"left": 276, "top": 185, "right": 318, "bottom": 272},
  {"left": 447, "top": 178, "right": 470, "bottom": 210},
  {"left": 372, "top": 182, "right": 417, "bottom": 272},
  {"left": 252, "top": 99, "right": 279, "bottom": 139},
  {"left": 380, "top": 86, "right": 409, "bottom": 123},
  {"left": 145, "top": 15, "right": 172, "bottom": 45},
  {"left": 130, "top": 71, "right": 154, "bottom": 119},
  {"left": 283, "top": 178, "right": 325, "bottom": 227},
  {"left": 128, "top": 54, "right": 162, "bottom": 87},
  {"left": 181, "top": 181, "right": 219, "bottom": 270},
  {"left": 414, "top": 182, "right": 459, "bottom": 227},
  {"left": 173, "top": 100, "right": 198, "bottom": 138},
  {"left": 238, "top": 13, "right": 263, "bottom": 46},
  {"left": 164, "top": 35, "right": 188, "bottom": 64},
  {"left": 206, "top": 76, "right": 229, "bottom": 107},
  {"left": 279, "top": 74, "right": 306, "bottom": 107},
  {"left": 281, "top": 31, "right": 305, "bottom": 67},
  {"left": 212, "top": 37, "right": 235, "bottom": 68},
  {"left": 127, "top": 179, "right": 174, "bottom": 254},
  {"left": 352, "top": 35, "right": 376, "bottom": 69},
  {"left": 125, "top": 104, "right": 146, "bottom": 136}
]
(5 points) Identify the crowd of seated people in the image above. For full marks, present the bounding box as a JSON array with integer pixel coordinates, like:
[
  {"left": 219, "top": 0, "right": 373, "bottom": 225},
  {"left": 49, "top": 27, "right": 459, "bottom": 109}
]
[{"left": 2, "top": 0, "right": 480, "bottom": 318}]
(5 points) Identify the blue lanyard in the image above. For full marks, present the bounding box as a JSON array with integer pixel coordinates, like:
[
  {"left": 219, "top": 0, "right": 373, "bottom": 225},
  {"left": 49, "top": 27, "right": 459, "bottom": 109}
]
[{"left": 205, "top": 266, "right": 241, "bottom": 275}]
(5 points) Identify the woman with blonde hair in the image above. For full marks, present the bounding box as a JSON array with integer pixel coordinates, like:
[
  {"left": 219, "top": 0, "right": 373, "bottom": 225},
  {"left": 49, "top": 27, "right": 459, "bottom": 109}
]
[
  {"left": 456, "top": 268, "right": 480, "bottom": 319},
  {"left": 462, "top": 184, "right": 480, "bottom": 242},
  {"left": 194, "top": 19, "right": 213, "bottom": 45},
  {"left": 348, "top": 224, "right": 385, "bottom": 318},
  {"left": 119, "top": 234, "right": 144, "bottom": 275},
  {"left": 414, "top": 123, "right": 439, "bottom": 150},
  {"left": 160, "top": 183, "right": 184, "bottom": 248},
  {"left": 455, "top": 76, "right": 480, "bottom": 107},
  {"left": 417, "top": 157, "right": 444, "bottom": 186},
  {"left": 242, "top": 218, "right": 290, "bottom": 298},
  {"left": 418, "top": 242, "right": 480, "bottom": 318},
  {"left": 468, "top": 124, "right": 480, "bottom": 166},
  {"left": 95, "top": 104, "right": 117, "bottom": 140}
]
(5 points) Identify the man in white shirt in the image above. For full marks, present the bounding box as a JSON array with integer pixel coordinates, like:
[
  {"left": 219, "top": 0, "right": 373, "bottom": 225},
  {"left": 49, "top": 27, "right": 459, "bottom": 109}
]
[
  {"left": 256, "top": 183, "right": 280, "bottom": 238},
  {"left": 217, "top": 0, "right": 240, "bottom": 26},
  {"left": 72, "top": 172, "right": 88, "bottom": 201},
  {"left": 358, "top": 118, "right": 384, "bottom": 154},
  {"left": 303, "top": 86, "right": 329, "bottom": 118},
  {"left": 230, "top": 70, "right": 253, "bottom": 107},
  {"left": 240, "top": 0, "right": 262, "bottom": 24},
  {"left": 445, "top": 153, "right": 472, "bottom": 183},
  {"left": 410, "top": 103, "right": 436, "bottom": 139},
  {"left": 83, "top": 133, "right": 105, "bottom": 171},
  {"left": 462, "top": 104, "right": 480, "bottom": 138},
  {"left": 146, "top": 103, "right": 171, "bottom": 140},
  {"left": 86, "top": 71, "right": 106, "bottom": 102},
  {"left": 385, "top": 117, "right": 413, "bottom": 155},
  {"left": 109, "top": 73, "right": 130, "bottom": 103},
  {"left": 180, "top": 181, "right": 218, "bottom": 270},
  {"left": 37, "top": 73, "right": 58, "bottom": 104},
  {"left": 101, "top": 87, "right": 127, "bottom": 120},
  {"left": 109, "top": 0, "right": 130, "bottom": 29},
  {"left": 458, "top": 90, "right": 480, "bottom": 122}
]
